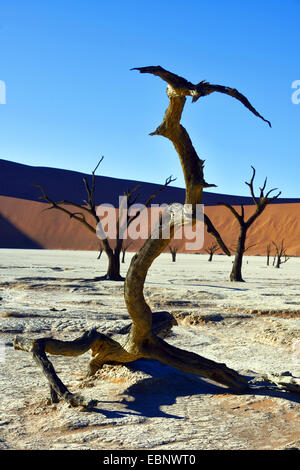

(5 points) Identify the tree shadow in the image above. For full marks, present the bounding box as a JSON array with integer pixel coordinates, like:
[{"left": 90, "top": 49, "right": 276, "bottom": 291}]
[
  {"left": 188, "top": 284, "right": 249, "bottom": 291},
  {"left": 167, "top": 280, "right": 249, "bottom": 291},
  {"left": 98, "top": 359, "right": 232, "bottom": 419},
  {"left": 87, "top": 361, "right": 300, "bottom": 419}
]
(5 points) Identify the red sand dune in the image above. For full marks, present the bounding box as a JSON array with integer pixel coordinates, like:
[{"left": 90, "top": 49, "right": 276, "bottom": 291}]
[{"left": 1, "top": 194, "right": 300, "bottom": 257}]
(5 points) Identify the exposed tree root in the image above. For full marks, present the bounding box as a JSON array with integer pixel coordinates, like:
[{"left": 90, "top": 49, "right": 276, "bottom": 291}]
[{"left": 14, "top": 311, "right": 250, "bottom": 408}]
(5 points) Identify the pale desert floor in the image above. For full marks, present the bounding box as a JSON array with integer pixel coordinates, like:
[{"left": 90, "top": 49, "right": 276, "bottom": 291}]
[{"left": 0, "top": 249, "right": 299, "bottom": 451}]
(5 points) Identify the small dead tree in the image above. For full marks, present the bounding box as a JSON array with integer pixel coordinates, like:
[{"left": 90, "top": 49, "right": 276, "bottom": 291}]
[
  {"left": 272, "top": 240, "right": 290, "bottom": 268},
  {"left": 266, "top": 243, "right": 271, "bottom": 266},
  {"left": 168, "top": 244, "right": 179, "bottom": 262},
  {"left": 35, "top": 161, "right": 175, "bottom": 281},
  {"left": 220, "top": 167, "right": 281, "bottom": 282},
  {"left": 205, "top": 242, "right": 219, "bottom": 261},
  {"left": 14, "top": 66, "right": 299, "bottom": 408},
  {"left": 121, "top": 240, "right": 134, "bottom": 263}
]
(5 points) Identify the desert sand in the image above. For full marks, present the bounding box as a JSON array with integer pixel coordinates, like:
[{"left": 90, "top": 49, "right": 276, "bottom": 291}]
[
  {"left": 1, "top": 195, "right": 300, "bottom": 256},
  {"left": 0, "top": 249, "right": 299, "bottom": 450}
]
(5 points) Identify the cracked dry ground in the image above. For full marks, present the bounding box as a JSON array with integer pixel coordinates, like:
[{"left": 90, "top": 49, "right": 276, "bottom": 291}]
[{"left": 0, "top": 251, "right": 299, "bottom": 450}]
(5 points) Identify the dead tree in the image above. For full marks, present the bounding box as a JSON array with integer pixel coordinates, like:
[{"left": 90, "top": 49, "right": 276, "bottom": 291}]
[
  {"left": 220, "top": 167, "right": 281, "bottom": 282},
  {"left": 168, "top": 245, "right": 179, "bottom": 262},
  {"left": 121, "top": 240, "right": 134, "bottom": 263},
  {"left": 272, "top": 240, "right": 290, "bottom": 268},
  {"left": 14, "top": 66, "right": 299, "bottom": 408},
  {"left": 205, "top": 242, "right": 219, "bottom": 261},
  {"left": 266, "top": 243, "right": 271, "bottom": 266},
  {"left": 35, "top": 161, "right": 175, "bottom": 281}
]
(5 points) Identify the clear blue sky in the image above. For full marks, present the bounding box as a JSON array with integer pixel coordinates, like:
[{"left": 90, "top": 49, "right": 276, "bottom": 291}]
[{"left": 1, "top": 0, "right": 299, "bottom": 197}]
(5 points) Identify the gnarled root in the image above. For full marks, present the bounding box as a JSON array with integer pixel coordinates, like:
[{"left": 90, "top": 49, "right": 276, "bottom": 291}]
[
  {"left": 13, "top": 312, "right": 174, "bottom": 407},
  {"left": 13, "top": 311, "right": 250, "bottom": 408}
]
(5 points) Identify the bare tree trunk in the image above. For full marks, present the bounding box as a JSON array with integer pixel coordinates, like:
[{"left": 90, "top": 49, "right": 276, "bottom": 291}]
[
  {"left": 104, "top": 249, "right": 123, "bottom": 281},
  {"left": 230, "top": 226, "right": 246, "bottom": 282},
  {"left": 266, "top": 244, "right": 271, "bottom": 266},
  {"left": 169, "top": 246, "right": 178, "bottom": 262}
]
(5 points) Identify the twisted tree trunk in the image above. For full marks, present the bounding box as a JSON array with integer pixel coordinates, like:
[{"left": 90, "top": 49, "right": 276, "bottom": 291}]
[{"left": 15, "top": 67, "right": 289, "bottom": 408}]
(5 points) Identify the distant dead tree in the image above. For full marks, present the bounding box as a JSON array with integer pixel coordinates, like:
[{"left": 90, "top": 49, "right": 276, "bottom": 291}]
[
  {"left": 121, "top": 240, "right": 134, "bottom": 263},
  {"left": 205, "top": 242, "right": 219, "bottom": 261},
  {"left": 15, "top": 66, "right": 299, "bottom": 408},
  {"left": 168, "top": 244, "right": 179, "bottom": 262},
  {"left": 35, "top": 159, "right": 175, "bottom": 281},
  {"left": 220, "top": 166, "right": 281, "bottom": 282},
  {"left": 272, "top": 240, "right": 290, "bottom": 268},
  {"left": 266, "top": 243, "right": 271, "bottom": 266}
]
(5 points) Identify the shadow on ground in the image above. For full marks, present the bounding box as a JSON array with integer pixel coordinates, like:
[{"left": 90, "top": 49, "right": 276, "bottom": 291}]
[
  {"left": 87, "top": 359, "right": 300, "bottom": 419},
  {"left": 86, "top": 359, "right": 237, "bottom": 419}
]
